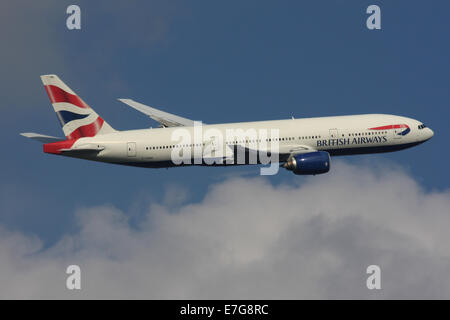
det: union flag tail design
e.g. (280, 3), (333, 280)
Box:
(41, 74), (116, 140)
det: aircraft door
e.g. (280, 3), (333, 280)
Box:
(393, 128), (402, 139)
(127, 142), (136, 157)
(329, 129), (339, 139)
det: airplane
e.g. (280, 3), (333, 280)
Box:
(21, 75), (434, 175)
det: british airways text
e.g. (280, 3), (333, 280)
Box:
(317, 136), (388, 147)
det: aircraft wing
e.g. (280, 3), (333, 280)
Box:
(247, 144), (316, 156)
(233, 143), (316, 162)
(118, 99), (197, 127)
(20, 132), (63, 143)
(278, 144), (316, 155)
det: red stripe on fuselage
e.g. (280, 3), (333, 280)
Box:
(369, 124), (409, 130)
(66, 117), (104, 140)
(44, 85), (90, 109)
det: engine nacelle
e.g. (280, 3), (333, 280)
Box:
(283, 151), (331, 175)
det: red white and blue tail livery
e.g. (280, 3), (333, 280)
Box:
(21, 75), (434, 175)
(41, 75), (115, 140)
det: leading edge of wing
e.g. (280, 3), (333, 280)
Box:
(118, 99), (197, 127)
(233, 143), (316, 160)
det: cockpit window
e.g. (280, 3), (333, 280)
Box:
(418, 124), (427, 130)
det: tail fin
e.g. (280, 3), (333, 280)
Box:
(41, 75), (116, 140)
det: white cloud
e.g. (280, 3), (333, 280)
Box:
(0, 161), (449, 299)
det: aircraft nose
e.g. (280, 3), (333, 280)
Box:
(426, 128), (434, 140)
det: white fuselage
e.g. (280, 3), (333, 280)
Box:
(64, 114), (434, 168)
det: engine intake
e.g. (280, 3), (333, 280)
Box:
(283, 151), (330, 175)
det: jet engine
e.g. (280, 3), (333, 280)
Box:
(282, 151), (330, 175)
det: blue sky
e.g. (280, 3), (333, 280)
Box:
(1, 1), (449, 298)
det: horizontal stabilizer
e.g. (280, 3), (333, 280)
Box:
(20, 132), (63, 143)
(118, 98), (198, 127)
